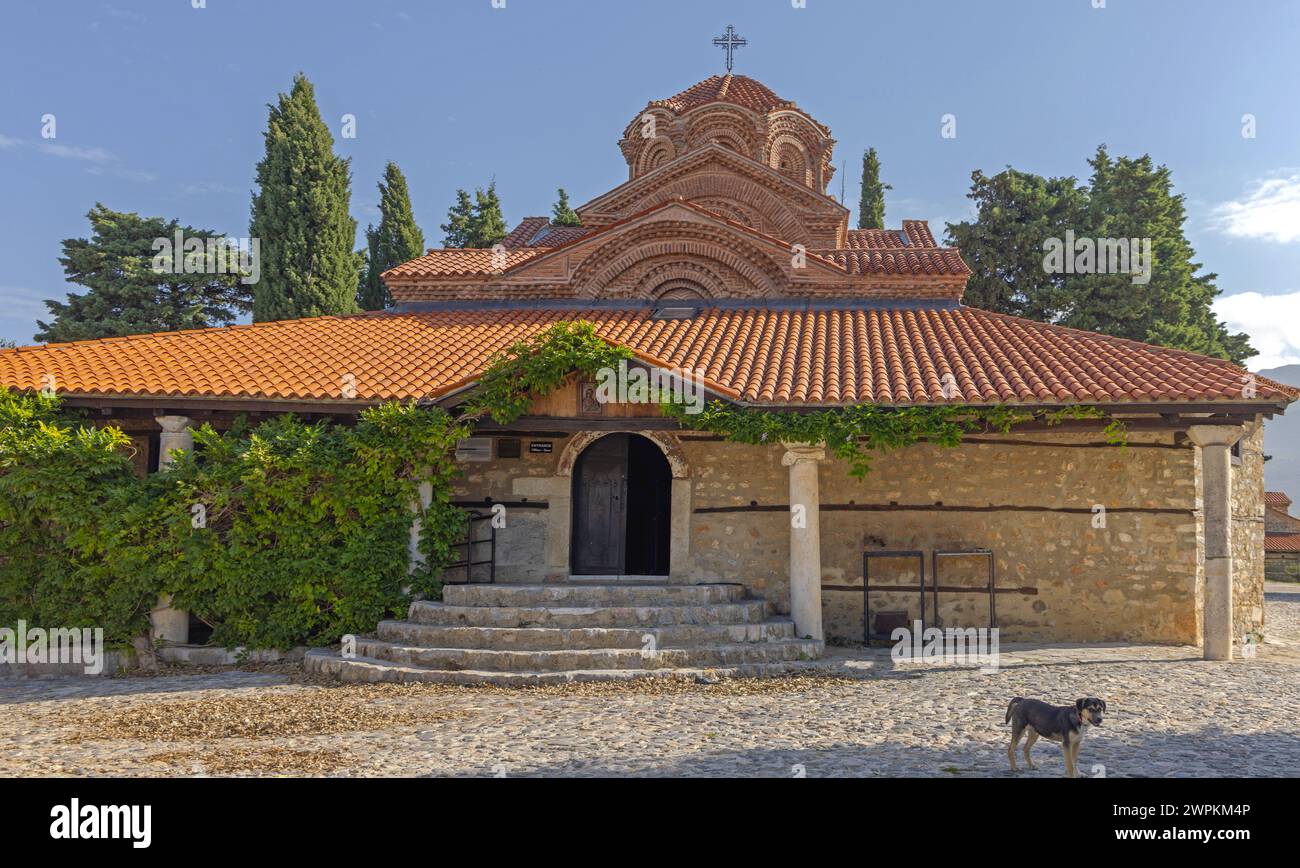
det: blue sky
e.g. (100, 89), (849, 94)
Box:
(1, 0), (1298, 368)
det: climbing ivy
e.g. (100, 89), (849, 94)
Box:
(460, 321), (633, 423)
(664, 401), (1125, 478)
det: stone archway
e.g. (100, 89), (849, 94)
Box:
(557, 430), (689, 479)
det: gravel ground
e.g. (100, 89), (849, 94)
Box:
(3, 585), (1298, 778)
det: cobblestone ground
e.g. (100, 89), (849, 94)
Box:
(3, 584), (1299, 778)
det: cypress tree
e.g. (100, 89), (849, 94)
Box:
(857, 148), (891, 230)
(249, 73), (360, 321)
(551, 188), (581, 226)
(358, 162), (424, 310)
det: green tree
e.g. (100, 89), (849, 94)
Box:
(249, 73), (360, 322)
(857, 147), (891, 229)
(551, 188), (581, 227)
(35, 204), (251, 343)
(358, 162), (425, 310)
(1064, 146), (1253, 363)
(945, 169), (1087, 322)
(441, 182), (507, 248)
(947, 148), (1254, 365)
(440, 189), (475, 248)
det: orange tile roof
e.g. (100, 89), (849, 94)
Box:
(391, 210), (962, 281)
(654, 74), (795, 117)
(1, 306), (1296, 409)
(1265, 491), (1292, 510)
(1265, 534), (1300, 553)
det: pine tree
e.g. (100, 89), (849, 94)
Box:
(1065, 146), (1253, 363)
(551, 188), (581, 227)
(358, 162), (424, 310)
(470, 182), (507, 248)
(440, 190), (475, 247)
(857, 148), (891, 230)
(947, 147), (1254, 365)
(249, 73), (360, 321)
(945, 169), (1087, 322)
(441, 182), (508, 248)
(36, 204), (251, 343)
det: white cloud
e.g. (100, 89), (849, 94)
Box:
(39, 142), (116, 163)
(1214, 290), (1300, 370)
(1211, 173), (1300, 244)
(0, 134), (21, 149)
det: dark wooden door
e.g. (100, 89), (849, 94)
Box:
(571, 434), (628, 574)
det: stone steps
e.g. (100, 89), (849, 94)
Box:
(352, 637), (819, 672)
(303, 582), (822, 685)
(302, 650), (815, 686)
(406, 600), (772, 628)
(441, 583), (747, 608)
(376, 619), (795, 650)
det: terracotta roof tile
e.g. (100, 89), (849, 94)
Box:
(1265, 491), (1292, 510)
(1265, 534), (1300, 553)
(1, 306), (1296, 409)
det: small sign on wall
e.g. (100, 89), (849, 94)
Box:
(529, 441), (554, 454)
(455, 437), (493, 462)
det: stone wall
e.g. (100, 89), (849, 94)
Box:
(441, 424), (1273, 646)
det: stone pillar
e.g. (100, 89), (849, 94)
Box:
(782, 443), (825, 641)
(152, 415), (193, 644)
(1188, 425), (1243, 661)
(156, 414), (194, 469)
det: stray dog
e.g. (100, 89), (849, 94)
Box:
(1005, 697), (1105, 777)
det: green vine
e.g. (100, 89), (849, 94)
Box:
(458, 321), (1126, 480)
(460, 321), (633, 424)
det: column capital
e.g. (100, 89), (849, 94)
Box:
(156, 414), (193, 433)
(781, 442), (825, 466)
(1186, 425), (1243, 448)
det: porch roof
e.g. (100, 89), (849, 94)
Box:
(0, 303), (1295, 410)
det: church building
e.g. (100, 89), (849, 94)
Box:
(1, 67), (1294, 682)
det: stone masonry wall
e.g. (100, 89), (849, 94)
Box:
(442, 425), (1273, 646)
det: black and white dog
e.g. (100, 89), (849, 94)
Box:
(1005, 696), (1106, 777)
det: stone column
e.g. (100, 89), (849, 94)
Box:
(151, 415), (193, 644)
(156, 414), (194, 469)
(782, 443), (825, 640)
(1188, 425), (1243, 661)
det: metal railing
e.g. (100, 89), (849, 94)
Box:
(443, 510), (496, 584)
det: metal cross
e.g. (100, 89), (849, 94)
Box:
(712, 25), (747, 73)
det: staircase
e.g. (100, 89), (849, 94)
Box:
(304, 582), (823, 685)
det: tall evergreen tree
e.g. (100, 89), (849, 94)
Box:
(470, 182), (507, 248)
(946, 147), (1254, 365)
(36, 204), (251, 343)
(857, 147), (891, 230)
(440, 189), (475, 248)
(249, 73), (360, 321)
(440, 182), (507, 248)
(1065, 146), (1252, 363)
(551, 188), (581, 227)
(945, 169), (1088, 322)
(358, 162), (424, 310)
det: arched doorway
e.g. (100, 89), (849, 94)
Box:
(570, 433), (672, 576)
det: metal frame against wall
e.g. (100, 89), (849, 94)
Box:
(930, 549), (996, 629)
(862, 550), (926, 644)
(444, 510), (497, 584)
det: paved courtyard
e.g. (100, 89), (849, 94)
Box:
(3, 583), (1298, 778)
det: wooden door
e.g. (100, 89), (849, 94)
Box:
(571, 434), (628, 574)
